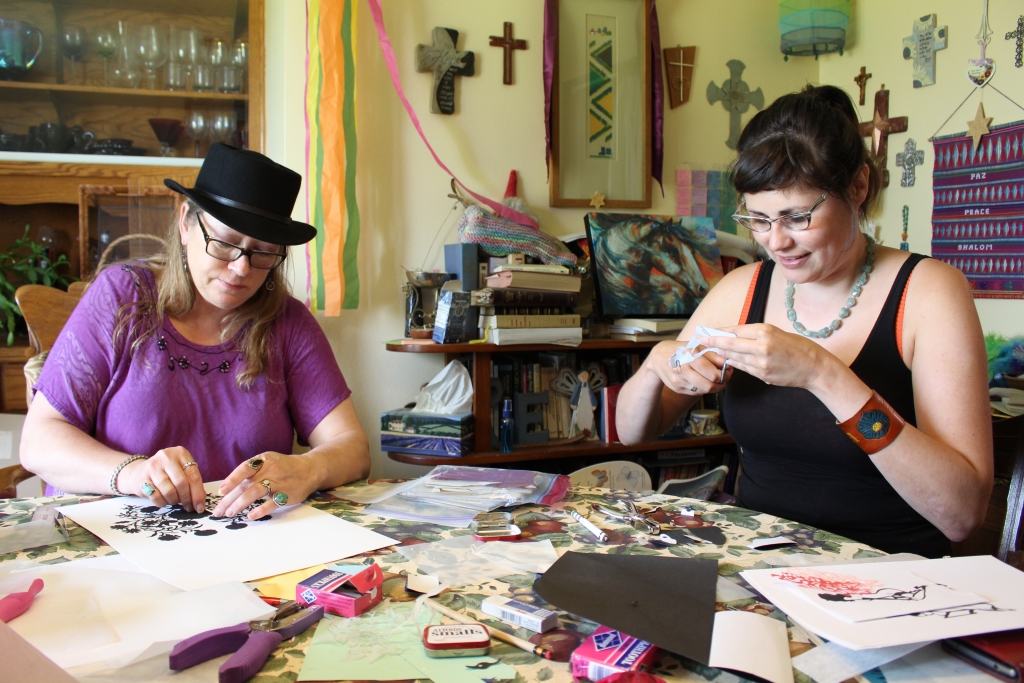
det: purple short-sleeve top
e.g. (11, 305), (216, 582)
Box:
(34, 264), (351, 485)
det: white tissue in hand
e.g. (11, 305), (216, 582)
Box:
(411, 361), (474, 414)
(669, 326), (737, 368)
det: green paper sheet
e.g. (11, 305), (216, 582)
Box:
(297, 602), (517, 683)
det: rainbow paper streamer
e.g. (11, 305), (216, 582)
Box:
(305, 0), (360, 313)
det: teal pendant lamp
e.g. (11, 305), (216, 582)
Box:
(779, 0), (850, 60)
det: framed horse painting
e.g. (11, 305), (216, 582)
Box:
(584, 213), (724, 318)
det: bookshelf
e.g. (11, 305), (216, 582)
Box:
(384, 339), (736, 468)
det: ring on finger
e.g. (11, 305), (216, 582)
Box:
(141, 482), (156, 496)
(182, 461), (197, 470)
(272, 491), (289, 506)
(689, 384), (698, 393)
(247, 457), (264, 473)
(260, 479), (273, 497)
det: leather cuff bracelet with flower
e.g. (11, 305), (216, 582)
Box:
(837, 391), (906, 455)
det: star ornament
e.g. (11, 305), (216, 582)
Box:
(590, 191), (606, 209)
(967, 103), (993, 151)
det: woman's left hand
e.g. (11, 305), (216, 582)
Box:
(212, 452), (317, 520)
(708, 323), (836, 390)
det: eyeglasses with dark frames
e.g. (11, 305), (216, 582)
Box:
(731, 192), (829, 233)
(196, 214), (286, 270)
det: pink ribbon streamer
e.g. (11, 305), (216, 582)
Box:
(366, 0), (540, 230)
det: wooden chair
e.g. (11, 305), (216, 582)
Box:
(997, 414), (1024, 569)
(16, 285), (87, 407)
(0, 464), (34, 498)
(657, 465), (732, 503)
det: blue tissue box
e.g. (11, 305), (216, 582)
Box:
(380, 409), (474, 457)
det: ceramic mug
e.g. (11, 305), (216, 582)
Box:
(0, 19), (44, 81)
(688, 409), (721, 436)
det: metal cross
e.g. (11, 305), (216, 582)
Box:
(854, 66), (872, 105)
(489, 22), (527, 85)
(858, 86), (908, 187)
(902, 14), (948, 88)
(415, 27), (475, 115)
(895, 138), (925, 187)
(706, 60), (764, 149)
(1006, 15), (1024, 68)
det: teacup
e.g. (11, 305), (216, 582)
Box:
(687, 409), (722, 436)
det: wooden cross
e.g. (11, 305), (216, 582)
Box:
(859, 86), (908, 188)
(489, 22), (526, 85)
(854, 66), (872, 105)
(902, 14), (948, 88)
(1006, 15), (1024, 68)
(416, 27), (475, 115)
(706, 60), (764, 150)
(895, 138), (924, 188)
(663, 46), (696, 108)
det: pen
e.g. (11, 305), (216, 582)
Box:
(568, 509), (608, 543)
(423, 598), (555, 660)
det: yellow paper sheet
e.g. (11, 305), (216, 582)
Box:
(251, 565), (326, 599)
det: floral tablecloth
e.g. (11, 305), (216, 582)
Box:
(0, 482), (884, 683)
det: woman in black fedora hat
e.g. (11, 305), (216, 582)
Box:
(22, 144), (370, 520)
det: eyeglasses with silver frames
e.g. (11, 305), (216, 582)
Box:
(731, 192), (829, 233)
(196, 214), (285, 270)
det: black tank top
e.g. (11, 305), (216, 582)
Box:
(724, 253), (951, 558)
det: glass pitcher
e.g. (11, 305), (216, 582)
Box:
(0, 19), (44, 80)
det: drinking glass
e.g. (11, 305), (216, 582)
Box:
(134, 24), (168, 89)
(231, 39), (247, 93)
(207, 38), (229, 67)
(58, 25), (88, 85)
(92, 25), (118, 86)
(193, 63), (214, 92)
(110, 20), (140, 88)
(165, 61), (187, 90)
(216, 65), (241, 93)
(184, 110), (208, 158)
(170, 26), (203, 87)
(208, 110), (236, 144)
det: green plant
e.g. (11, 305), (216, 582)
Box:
(0, 225), (75, 345)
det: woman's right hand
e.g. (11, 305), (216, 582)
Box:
(122, 447), (206, 512)
(643, 340), (732, 397)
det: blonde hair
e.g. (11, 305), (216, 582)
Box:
(112, 199), (290, 388)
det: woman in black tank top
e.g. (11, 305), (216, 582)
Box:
(616, 86), (993, 558)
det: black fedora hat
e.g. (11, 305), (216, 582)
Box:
(164, 143), (316, 246)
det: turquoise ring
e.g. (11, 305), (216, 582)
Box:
(273, 491), (289, 506)
(141, 482), (156, 496)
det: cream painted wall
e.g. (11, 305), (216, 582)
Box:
(819, 0), (1024, 336)
(265, 0), (1020, 478)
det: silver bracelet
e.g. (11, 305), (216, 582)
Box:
(110, 454), (147, 496)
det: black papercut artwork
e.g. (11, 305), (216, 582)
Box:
(111, 493), (271, 541)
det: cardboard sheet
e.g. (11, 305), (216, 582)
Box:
(533, 552), (718, 664)
(0, 620), (78, 683)
(59, 481), (395, 590)
(709, 611), (794, 683)
(742, 556), (1024, 650)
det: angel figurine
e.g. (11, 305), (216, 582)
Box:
(568, 370), (598, 437)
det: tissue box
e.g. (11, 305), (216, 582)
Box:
(296, 563), (384, 618)
(380, 409), (474, 457)
(570, 626), (660, 681)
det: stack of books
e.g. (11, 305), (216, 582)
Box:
(474, 262), (583, 346)
(609, 318), (687, 342)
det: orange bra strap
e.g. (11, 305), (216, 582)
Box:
(738, 262), (763, 325)
(895, 271), (914, 360)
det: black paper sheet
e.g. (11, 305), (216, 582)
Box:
(533, 552), (718, 664)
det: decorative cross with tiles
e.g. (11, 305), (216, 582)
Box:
(489, 22), (527, 85)
(859, 86), (908, 188)
(902, 14), (948, 88)
(1007, 15), (1024, 68)
(854, 66), (872, 106)
(416, 27), (475, 114)
(706, 60), (764, 150)
(895, 138), (925, 187)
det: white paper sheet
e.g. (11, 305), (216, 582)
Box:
(880, 643), (997, 683)
(742, 556), (1024, 650)
(2, 559), (273, 670)
(59, 481), (395, 590)
(397, 536), (558, 587)
(775, 568), (984, 622)
(670, 326), (737, 368)
(330, 479), (419, 504)
(709, 611), (794, 683)
(792, 640), (932, 683)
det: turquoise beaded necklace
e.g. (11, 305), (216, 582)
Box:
(784, 233), (876, 339)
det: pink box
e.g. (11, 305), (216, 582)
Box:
(676, 169), (691, 187)
(676, 187), (691, 204)
(676, 202), (692, 216)
(571, 626), (660, 681)
(296, 563), (384, 618)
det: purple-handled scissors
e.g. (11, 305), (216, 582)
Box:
(169, 600), (324, 683)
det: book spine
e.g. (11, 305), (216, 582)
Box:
(481, 289), (579, 307)
(479, 314), (581, 328)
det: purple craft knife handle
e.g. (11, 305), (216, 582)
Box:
(219, 630), (283, 683)
(169, 622), (251, 671)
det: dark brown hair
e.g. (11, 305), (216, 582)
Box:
(731, 84), (881, 221)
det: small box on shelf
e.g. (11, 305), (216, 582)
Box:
(380, 408), (474, 457)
